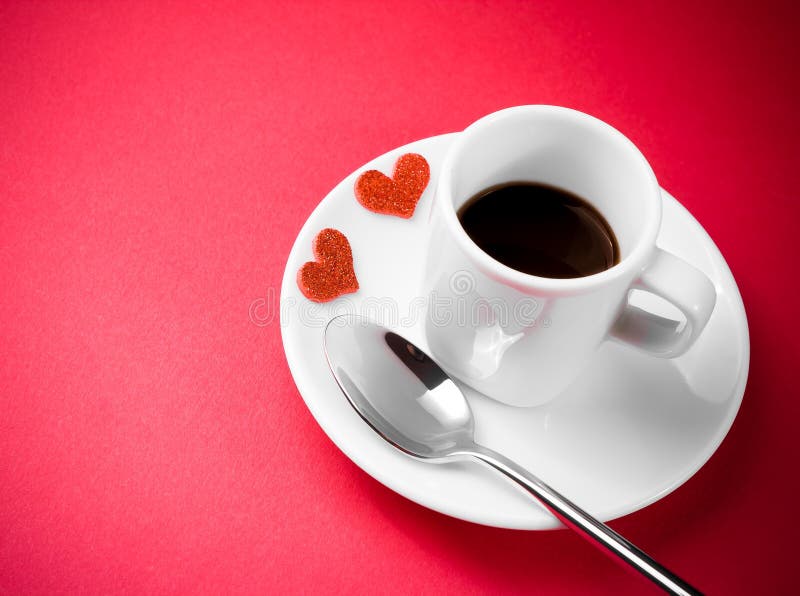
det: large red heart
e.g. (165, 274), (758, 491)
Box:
(354, 153), (430, 218)
(297, 228), (359, 302)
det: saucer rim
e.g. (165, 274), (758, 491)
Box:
(279, 133), (750, 530)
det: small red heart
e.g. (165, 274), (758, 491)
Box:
(297, 228), (359, 302)
(354, 153), (430, 218)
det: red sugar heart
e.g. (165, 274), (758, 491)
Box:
(297, 228), (359, 302)
(354, 153), (430, 218)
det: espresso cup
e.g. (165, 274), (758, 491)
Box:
(424, 105), (717, 407)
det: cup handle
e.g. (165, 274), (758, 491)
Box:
(610, 247), (717, 357)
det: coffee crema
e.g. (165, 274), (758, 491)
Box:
(457, 182), (619, 279)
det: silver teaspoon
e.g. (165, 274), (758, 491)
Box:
(323, 314), (701, 596)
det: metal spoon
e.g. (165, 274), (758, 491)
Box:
(323, 314), (701, 596)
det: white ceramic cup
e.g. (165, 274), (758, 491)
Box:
(424, 105), (717, 407)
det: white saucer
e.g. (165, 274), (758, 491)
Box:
(280, 134), (749, 530)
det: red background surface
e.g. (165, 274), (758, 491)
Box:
(1, 1), (798, 593)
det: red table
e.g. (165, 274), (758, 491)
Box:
(1, 1), (797, 593)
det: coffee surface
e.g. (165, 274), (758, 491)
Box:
(457, 182), (619, 278)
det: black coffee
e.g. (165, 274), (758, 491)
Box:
(457, 182), (619, 279)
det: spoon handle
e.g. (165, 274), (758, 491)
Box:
(467, 445), (702, 596)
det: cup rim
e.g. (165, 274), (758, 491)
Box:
(437, 105), (663, 293)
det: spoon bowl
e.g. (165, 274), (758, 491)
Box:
(323, 317), (473, 459)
